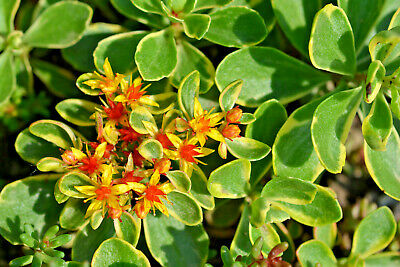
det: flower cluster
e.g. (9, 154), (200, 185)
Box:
(60, 59), (245, 222)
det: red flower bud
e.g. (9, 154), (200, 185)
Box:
(154, 158), (171, 174)
(222, 124), (241, 140)
(61, 150), (77, 165)
(226, 107), (242, 123)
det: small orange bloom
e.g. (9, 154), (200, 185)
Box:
(221, 124), (241, 140)
(226, 107), (243, 123)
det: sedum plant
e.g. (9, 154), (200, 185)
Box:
(0, 0), (93, 133)
(2, 0), (400, 266)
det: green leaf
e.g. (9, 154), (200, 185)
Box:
(91, 210), (104, 230)
(31, 59), (80, 98)
(62, 23), (124, 72)
(271, 0), (320, 57)
(246, 99), (287, 185)
(339, 0), (385, 52)
(225, 137), (271, 161)
(29, 120), (76, 150)
(76, 73), (102, 96)
(369, 27), (400, 62)
(58, 172), (96, 198)
(15, 129), (61, 164)
(273, 96), (329, 182)
(194, 0), (232, 11)
(56, 99), (99, 127)
(13, 53), (33, 94)
(92, 238), (150, 266)
(219, 79), (242, 112)
(364, 252), (400, 267)
(164, 191), (203, 226)
(138, 139), (163, 161)
(313, 223), (337, 249)
(9, 255), (33, 267)
(265, 205), (290, 224)
(391, 87), (400, 119)
(54, 179), (69, 204)
(135, 28), (177, 81)
(208, 159), (251, 198)
(129, 105), (156, 134)
(94, 31), (147, 75)
(249, 223), (281, 255)
(250, 197), (269, 227)
(0, 0), (20, 35)
(351, 207), (396, 258)
(166, 171), (191, 193)
(189, 165), (215, 210)
(297, 240), (337, 267)
(205, 6), (267, 47)
(230, 204), (252, 258)
(365, 127), (400, 200)
(23, 1), (92, 48)
(37, 157), (67, 173)
(206, 199), (243, 228)
(131, 0), (164, 14)
(146, 92), (176, 115)
(364, 60), (386, 103)
(172, 41), (215, 94)
(309, 4), (356, 75)
(72, 219), (116, 262)
(272, 186), (342, 227)
(178, 70), (200, 119)
(144, 214), (209, 267)
(0, 174), (61, 245)
(362, 92), (392, 151)
(183, 14), (211, 40)
(111, 0), (167, 29)
(114, 212), (141, 246)
(0, 51), (15, 104)
(261, 177), (317, 205)
(216, 47), (329, 107)
(239, 113), (256, 124)
(311, 87), (362, 173)
(60, 199), (87, 230)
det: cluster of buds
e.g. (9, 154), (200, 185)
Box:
(59, 59), (247, 223)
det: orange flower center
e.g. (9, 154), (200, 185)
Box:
(190, 116), (211, 134)
(79, 156), (101, 174)
(144, 185), (166, 203)
(119, 127), (142, 143)
(103, 101), (126, 121)
(179, 144), (202, 163)
(95, 186), (112, 200)
(127, 84), (145, 101)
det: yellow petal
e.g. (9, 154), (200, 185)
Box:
(154, 202), (169, 216)
(133, 76), (142, 87)
(111, 184), (131, 195)
(75, 185), (96, 196)
(163, 149), (178, 160)
(209, 112), (224, 125)
(166, 133), (182, 148)
(114, 95), (127, 103)
(85, 200), (102, 218)
(149, 170), (160, 186)
(102, 164), (114, 186)
(193, 98), (203, 118)
(103, 58), (114, 79)
(139, 96), (159, 107)
(71, 147), (86, 160)
(159, 182), (175, 194)
(107, 196), (120, 210)
(207, 128), (225, 142)
(197, 134), (206, 147)
(128, 182), (146, 193)
(94, 142), (108, 159)
(199, 147), (214, 157)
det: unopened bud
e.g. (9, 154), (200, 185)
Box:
(154, 158), (171, 174)
(61, 150), (77, 165)
(222, 124), (241, 140)
(226, 107), (243, 123)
